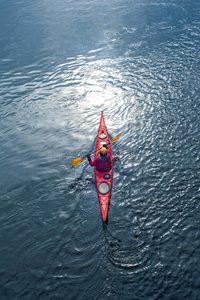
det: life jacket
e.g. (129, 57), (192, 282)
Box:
(96, 153), (111, 172)
(98, 153), (108, 164)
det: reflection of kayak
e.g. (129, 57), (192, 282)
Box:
(94, 111), (113, 222)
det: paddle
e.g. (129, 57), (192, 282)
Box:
(71, 136), (120, 167)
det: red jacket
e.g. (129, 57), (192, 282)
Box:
(89, 151), (111, 170)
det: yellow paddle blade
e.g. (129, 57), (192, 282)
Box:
(71, 157), (84, 167)
(110, 136), (120, 144)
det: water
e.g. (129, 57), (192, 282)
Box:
(0, 0), (200, 299)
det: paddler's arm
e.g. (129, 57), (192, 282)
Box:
(107, 153), (111, 164)
(106, 149), (111, 164)
(86, 154), (99, 167)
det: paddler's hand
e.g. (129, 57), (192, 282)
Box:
(86, 154), (91, 161)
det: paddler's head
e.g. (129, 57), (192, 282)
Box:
(100, 147), (107, 157)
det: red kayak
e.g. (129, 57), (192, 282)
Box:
(94, 112), (113, 222)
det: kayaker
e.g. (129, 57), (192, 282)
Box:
(86, 145), (111, 172)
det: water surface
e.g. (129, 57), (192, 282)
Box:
(0, 0), (200, 299)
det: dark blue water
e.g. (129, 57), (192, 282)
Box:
(0, 0), (200, 299)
